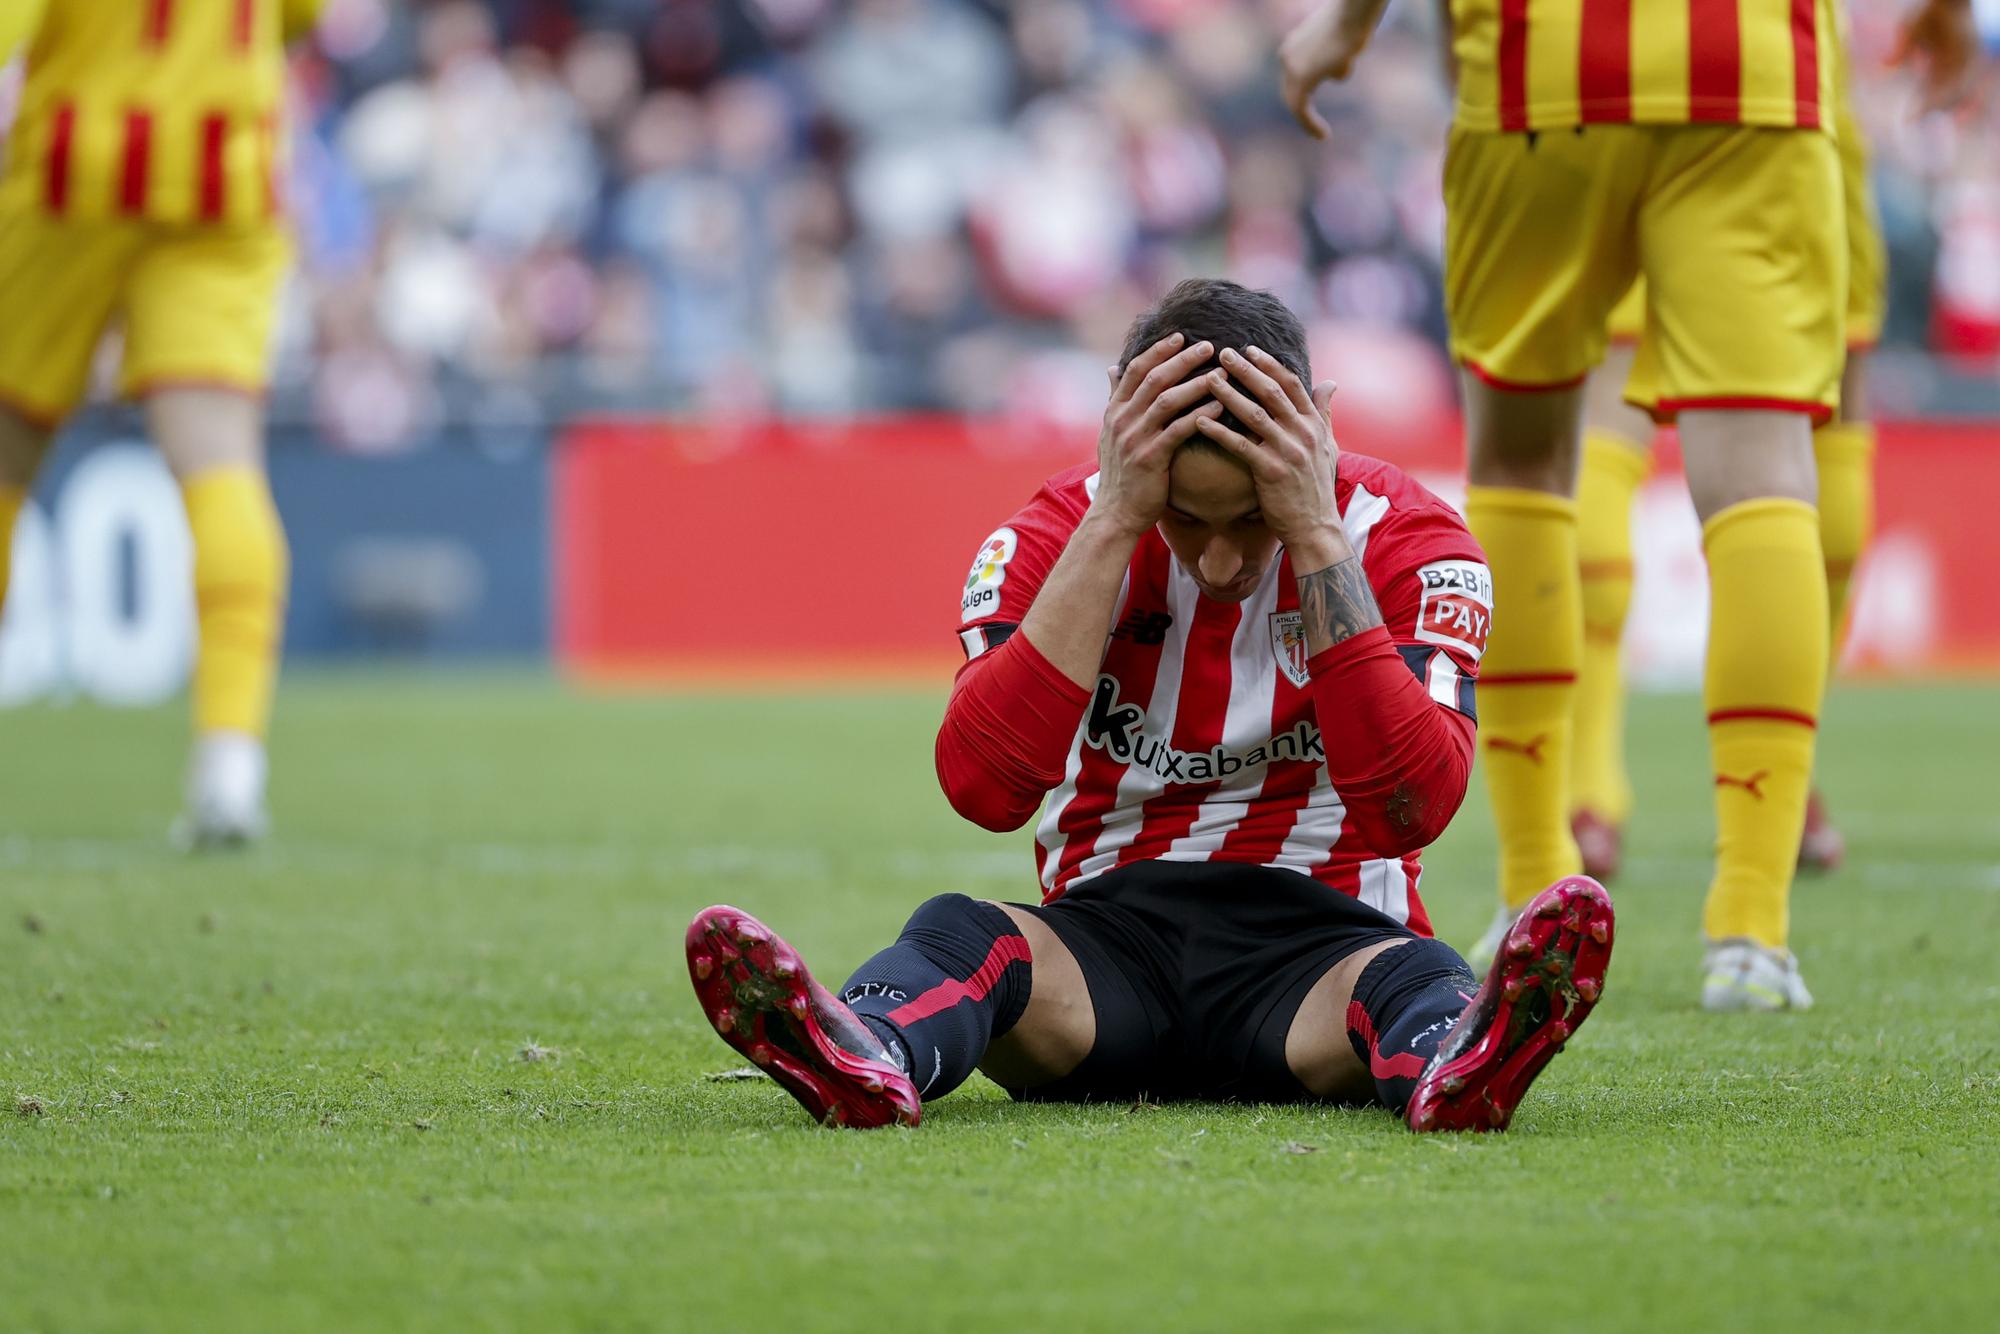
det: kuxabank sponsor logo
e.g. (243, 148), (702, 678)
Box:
(1084, 675), (1322, 783)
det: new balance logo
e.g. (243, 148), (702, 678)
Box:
(1112, 610), (1173, 645)
(1715, 770), (1770, 800)
(1487, 734), (1547, 766)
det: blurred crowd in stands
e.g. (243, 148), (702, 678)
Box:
(11, 0), (2000, 448)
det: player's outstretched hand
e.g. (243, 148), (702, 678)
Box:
(1094, 333), (1223, 539)
(1279, 0), (1390, 138)
(1193, 347), (1345, 566)
(1894, 0), (1983, 114)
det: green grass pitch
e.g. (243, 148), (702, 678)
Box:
(3, 675), (1996, 1331)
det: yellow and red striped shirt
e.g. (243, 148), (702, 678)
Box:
(1448, 0), (1840, 133)
(1, 0), (322, 226)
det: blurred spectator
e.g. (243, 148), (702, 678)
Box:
(5, 0), (1994, 450)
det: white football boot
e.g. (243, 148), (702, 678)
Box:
(1464, 903), (1517, 974)
(171, 731), (270, 851)
(1701, 939), (1814, 1012)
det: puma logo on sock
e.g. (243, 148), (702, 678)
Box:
(1715, 770), (1770, 800)
(1487, 734), (1547, 765)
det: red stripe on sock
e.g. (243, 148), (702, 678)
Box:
(1346, 1000), (1428, 1080)
(1707, 707), (1817, 729)
(884, 935), (1031, 1026)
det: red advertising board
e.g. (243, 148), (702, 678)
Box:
(553, 415), (2000, 684)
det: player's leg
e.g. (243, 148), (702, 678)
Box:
(1443, 126), (1643, 960)
(685, 888), (1163, 1127)
(0, 209), (130, 607)
(1799, 348), (1873, 872)
(1279, 876), (1615, 1132)
(1800, 96), (1889, 873)
(1570, 308), (1656, 883)
(0, 408), (53, 615)
(123, 227), (293, 847)
(1642, 126), (1845, 1010)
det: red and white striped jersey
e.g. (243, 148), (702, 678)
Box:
(956, 454), (1489, 934)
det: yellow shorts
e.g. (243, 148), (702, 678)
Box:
(1608, 92), (1883, 355)
(1444, 122), (1845, 421)
(0, 206), (290, 427)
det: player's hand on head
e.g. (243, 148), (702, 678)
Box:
(1094, 332), (1222, 539)
(1893, 0), (1984, 115)
(1278, 0), (1388, 138)
(1193, 347), (1342, 552)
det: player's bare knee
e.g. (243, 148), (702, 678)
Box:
(145, 387), (266, 480)
(0, 406), (54, 488)
(977, 903), (1093, 1088)
(1284, 938), (1412, 1100)
(1461, 376), (1585, 494)
(1678, 409), (1818, 520)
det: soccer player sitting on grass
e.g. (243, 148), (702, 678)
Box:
(687, 280), (1615, 1132)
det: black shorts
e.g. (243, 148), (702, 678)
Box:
(1006, 859), (1422, 1104)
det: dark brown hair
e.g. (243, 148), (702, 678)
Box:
(1116, 278), (1313, 458)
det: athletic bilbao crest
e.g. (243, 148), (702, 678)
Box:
(1269, 610), (1310, 688)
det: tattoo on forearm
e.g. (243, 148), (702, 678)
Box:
(1297, 556), (1384, 651)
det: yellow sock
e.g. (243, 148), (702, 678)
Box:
(182, 467), (289, 738)
(1572, 432), (1650, 828)
(1465, 486), (1583, 909)
(1701, 499), (1828, 949)
(1814, 421), (1875, 644)
(0, 483), (23, 616)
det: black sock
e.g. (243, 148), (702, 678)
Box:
(840, 894), (1032, 1101)
(1345, 937), (1480, 1113)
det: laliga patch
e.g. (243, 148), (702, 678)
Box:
(1414, 559), (1493, 659)
(960, 527), (1017, 622)
(1268, 610), (1310, 689)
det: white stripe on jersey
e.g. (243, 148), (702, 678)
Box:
(1269, 488), (1392, 878)
(1426, 651), (1461, 709)
(1356, 856), (1412, 924)
(1341, 482), (1390, 557)
(1164, 565), (1280, 861)
(1068, 557), (1201, 885)
(1036, 564), (1130, 890)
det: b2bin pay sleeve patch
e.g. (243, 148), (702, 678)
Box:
(1413, 558), (1493, 660)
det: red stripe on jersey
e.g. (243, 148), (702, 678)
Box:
(1578, 0), (1633, 122)
(235, 0), (258, 48)
(145, 0), (175, 47)
(120, 111), (155, 215)
(1687, 0), (1741, 123)
(1046, 543), (1172, 891)
(885, 935), (1032, 1026)
(199, 114), (230, 221)
(1215, 554), (1316, 867)
(1498, 0), (1530, 131)
(263, 112), (283, 216)
(1790, 0), (1820, 129)
(44, 101), (76, 214)
(1115, 593), (1242, 866)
